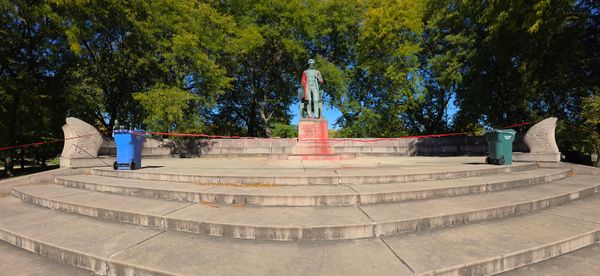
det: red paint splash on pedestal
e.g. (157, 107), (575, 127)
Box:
(294, 119), (354, 160)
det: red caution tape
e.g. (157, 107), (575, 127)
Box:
(501, 121), (533, 129)
(138, 131), (467, 143)
(0, 134), (95, 152)
(0, 120), (536, 152)
(139, 131), (253, 139)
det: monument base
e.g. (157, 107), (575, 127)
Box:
(292, 119), (353, 160)
(60, 156), (114, 168)
(298, 118), (328, 141)
(513, 152), (561, 163)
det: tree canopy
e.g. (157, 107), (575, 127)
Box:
(1, 0), (599, 166)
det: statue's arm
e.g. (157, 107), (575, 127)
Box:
(317, 70), (324, 84)
(301, 71), (308, 99)
(301, 71), (307, 87)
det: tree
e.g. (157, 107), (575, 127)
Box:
(57, 0), (242, 133)
(56, 0), (157, 132)
(271, 123), (297, 138)
(423, 0), (599, 164)
(403, 0), (471, 134)
(133, 85), (200, 133)
(581, 95), (600, 167)
(2, 0), (598, 166)
(334, 0), (425, 137)
(0, 0), (69, 174)
(210, 0), (309, 137)
(424, 0), (599, 131)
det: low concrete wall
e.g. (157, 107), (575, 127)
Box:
(90, 134), (529, 159)
(414, 133), (528, 156)
(98, 137), (173, 157)
(138, 135), (529, 157)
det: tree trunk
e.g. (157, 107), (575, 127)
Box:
(258, 91), (272, 137)
(258, 108), (272, 138)
(20, 149), (25, 169)
(40, 148), (46, 168)
(248, 101), (258, 137)
(596, 147), (600, 168)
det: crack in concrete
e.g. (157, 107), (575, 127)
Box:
(345, 185), (361, 204)
(379, 236), (417, 276)
(107, 230), (166, 261)
(356, 205), (374, 222)
(355, 204), (377, 238)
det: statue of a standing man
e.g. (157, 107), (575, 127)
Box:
(300, 58), (324, 119)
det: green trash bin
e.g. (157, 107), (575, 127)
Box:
(485, 129), (516, 165)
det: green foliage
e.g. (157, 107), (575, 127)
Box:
(210, 0), (311, 137)
(424, 0), (598, 129)
(0, 0), (68, 169)
(582, 95), (600, 126)
(271, 123), (297, 138)
(1, 0), (598, 167)
(581, 95), (600, 166)
(52, 0), (244, 132)
(312, 0), (425, 137)
(133, 85), (200, 133)
(419, 0), (599, 162)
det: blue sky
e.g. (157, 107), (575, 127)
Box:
(289, 103), (342, 129)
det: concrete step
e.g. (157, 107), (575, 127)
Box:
(0, 197), (164, 275)
(13, 175), (600, 241)
(4, 194), (600, 275)
(0, 197), (411, 276)
(354, 168), (570, 204)
(54, 168), (570, 206)
(0, 240), (92, 275)
(381, 195), (600, 275)
(268, 153), (357, 160)
(499, 242), (600, 276)
(199, 152), (412, 158)
(90, 162), (538, 185)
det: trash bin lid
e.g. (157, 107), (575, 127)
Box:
(496, 129), (516, 135)
(113, 129), (146, 135)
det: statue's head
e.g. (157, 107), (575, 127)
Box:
(308, 59), (316, 68)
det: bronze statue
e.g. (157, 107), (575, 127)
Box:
(300, 59), (324, 119)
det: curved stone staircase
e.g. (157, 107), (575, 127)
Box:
(1, 157), (600, 275)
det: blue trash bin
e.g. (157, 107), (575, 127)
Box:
(113, 129), (145, 170)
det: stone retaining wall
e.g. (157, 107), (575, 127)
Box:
(111, 135), (527, 158)
(144, 134), (528, 157)
(415, 133), (528, 156)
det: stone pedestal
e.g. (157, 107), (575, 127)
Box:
(298, 119), (329, 141)
(277, 119), (355, 160)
